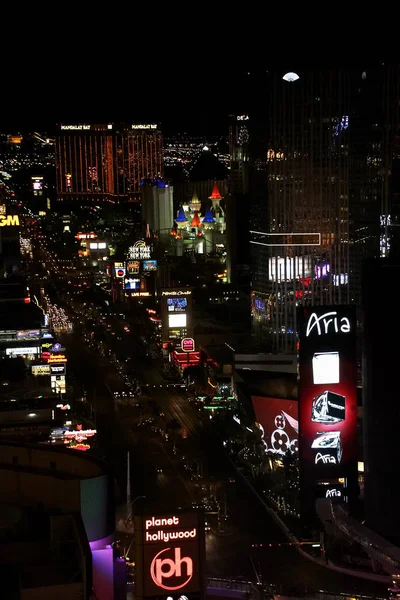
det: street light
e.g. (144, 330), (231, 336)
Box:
(126, 495), (146, 527)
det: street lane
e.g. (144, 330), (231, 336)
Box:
(59, 314), (387, 597)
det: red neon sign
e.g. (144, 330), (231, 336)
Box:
(182, 337), (195, 352)
(150, 547), (193, 591)
(140, 512), (203, 597)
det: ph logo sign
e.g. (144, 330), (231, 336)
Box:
(150, 547), (193, 591)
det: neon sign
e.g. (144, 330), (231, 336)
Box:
(326, 488), (341, 498)
(60, 124), (90, 130)
(306, 311), (350, 337)
(137, 511), (203, 599)
(315, 453), (337, 464)
(182, 338), (195, 352)
(162, 290), (191, 296)
(128, 240), (151, 260)
(0, 215), (19, 227)
(132, 124), (157, 130)
(150, 547), (193, 591)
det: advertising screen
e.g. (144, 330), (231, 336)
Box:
(31, 176), (43, 192)
(127, 261), (140, 274)
(135, 511), (204, 599)
(298, 305), (357, 511)
(168, 314), (187, 328)
(50, 363), (66, 375)
(6, 347), (39, 356)
(115, 267), (126, 278)
(142, 260), (158, 272)
(32, 364), (51, 376)
(254, 298), (265, 311)
(251, 397), (298, 455)
(182, 337), (195, 352)
(167, 297), (187, 312)
(17, 329), (40, 339)
(125, 278), (140, 290)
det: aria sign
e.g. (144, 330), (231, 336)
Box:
(306, 311), (351, 337)
(326, 488), (342, 498)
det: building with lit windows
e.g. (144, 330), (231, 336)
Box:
(249, 70), (351, 352)
(0, 442), (119, 599)
(56, 123), (163, 203)
(245, 65), (400, 352)
(141, 178), (174, 243)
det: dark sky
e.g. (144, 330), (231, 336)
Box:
(0, 34), (386, 136)
(1, 54), (250, 135)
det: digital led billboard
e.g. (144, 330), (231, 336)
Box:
(135, 511), (205, 600)
(168, 313), (187, 328)
(125, 278), (140, 290)
(298, 305), (357, 514)
(167, 297), (187, 312)
(127, 260), (140, 274)
(142, 260), (157, 272)
(251, 397), (298, 456)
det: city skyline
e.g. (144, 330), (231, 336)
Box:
(1, 56), (399, 598)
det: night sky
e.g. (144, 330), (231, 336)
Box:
(0, 37), (385, 136)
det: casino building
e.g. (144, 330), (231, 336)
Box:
(0, 442), (121, 599)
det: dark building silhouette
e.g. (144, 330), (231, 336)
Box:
(362, 258), (400, 544)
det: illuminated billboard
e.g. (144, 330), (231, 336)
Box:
(167, 297), (187, 312)
(251, 397), (298, 455)
(134, 511), (205, 599)
(50, 363), (66, 375)
(128, 240), (151, 260)
(298, 305), (357, 514)
(168, 314), (187, 328)
(142, 260), (157, 271)
(182, 338), (195, 352)
(6, 347), (39, 356)
(32, 364), (51, 376)
(31, 176), (43, 193)
(0, 215), (20, 227)
(16, 329), (40, 339)
(115, 266), (126, 278)
(127, 260), (140, 274)
(125, 278), (140, 290)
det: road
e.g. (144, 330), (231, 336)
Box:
(60, 329), (387, 597)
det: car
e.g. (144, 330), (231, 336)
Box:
(155, 465), (163, 473)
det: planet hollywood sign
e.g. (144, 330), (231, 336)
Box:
(145, 515), (197, 543)
(146, 516), (197, 592)
(137, 512), (203, 598)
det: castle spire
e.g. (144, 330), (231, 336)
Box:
(209, 182), (222, 200)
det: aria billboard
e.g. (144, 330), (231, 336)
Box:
(251, 397), (298, 456)
(135, 511), (205, 600)
(298, 305), (358, 516)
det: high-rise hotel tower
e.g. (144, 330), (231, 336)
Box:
(250, 70), (351, 352)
